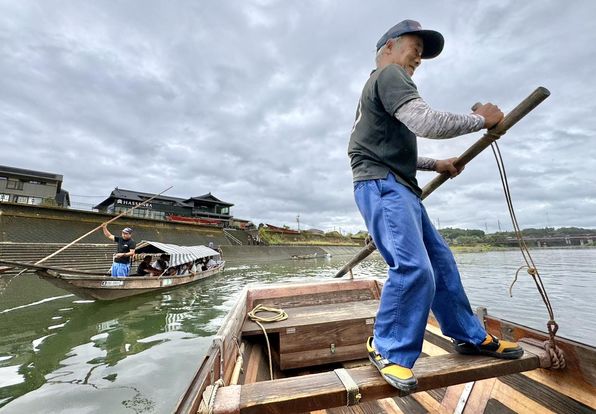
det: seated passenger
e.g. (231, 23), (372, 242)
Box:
(137, 256), (160, 276)
(195, 259), (203, 272)
(165, 267), (177, 276)
(201, 258), (208, 271)
(177, 262), (193, 275)
(206, 257), (216, 268)
(151, 254), (169, 272)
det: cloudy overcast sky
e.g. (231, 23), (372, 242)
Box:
(1, 0), (594, 233)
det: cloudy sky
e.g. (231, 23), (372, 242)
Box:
(1, 0), (594, 233)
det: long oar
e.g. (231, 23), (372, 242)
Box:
(13, 186), (173, 274)
(334, 86), (550, 278)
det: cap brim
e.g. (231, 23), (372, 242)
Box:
(416, 30), (444, 59)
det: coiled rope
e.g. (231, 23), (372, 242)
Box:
(247, 303), (288, 380)
(491, 140), (565, 369)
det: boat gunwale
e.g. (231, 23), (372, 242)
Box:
(45, 262), (225, 280)
(173, 284), (249, 414)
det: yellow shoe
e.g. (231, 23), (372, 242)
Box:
(454, 334), (524, 359)
(366, 337), (417, 392)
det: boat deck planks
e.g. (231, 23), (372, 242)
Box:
(236, 350), (541, 414)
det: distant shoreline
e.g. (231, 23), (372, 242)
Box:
(451, 244), (596, 253)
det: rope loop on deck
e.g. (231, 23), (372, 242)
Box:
(248, 304), (288, 380)
(247, 304), (288, 323)
(543, 339), (566, 370)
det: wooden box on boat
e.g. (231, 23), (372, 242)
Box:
(174, 279), (596, 414)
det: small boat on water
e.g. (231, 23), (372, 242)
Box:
(174, 278), (595, 414)
(290, 252), (331, 260)
(0, 241), (225, 301)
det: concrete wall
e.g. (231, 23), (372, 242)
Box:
(0, 204), (370, 265)
(0, 203), (229, 246)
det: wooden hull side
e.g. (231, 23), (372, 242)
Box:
(37, 263), (225, 301)
(424, 312), (596, 410)
(412, 322), (596, 414)
(173, 286), (248, 414)
(482, 314), (595, 409)
(174, 279), (596, 414)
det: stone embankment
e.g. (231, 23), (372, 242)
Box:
(0, 243), (114, 273)
(0, 243), (366, 273)
(0, 203), (229, 245)
(0, 204), (368, 273)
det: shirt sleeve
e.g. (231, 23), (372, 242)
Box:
(114, 236), (121, 243)
(129, 240), (137, 250)
(395, 97), (485, 138)
(376, 64), (420, 116)
(417, 156), (436, 171)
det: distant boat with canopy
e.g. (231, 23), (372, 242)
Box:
(0, 241), (225, 301)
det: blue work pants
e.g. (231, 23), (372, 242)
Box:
(111, 262), (130, 277)
(354, 173), (486, 368)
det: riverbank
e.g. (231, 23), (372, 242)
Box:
(220, 245), (367, 262)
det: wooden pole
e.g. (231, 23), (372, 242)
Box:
(230, 342), (246, 385)
(334, 87), (550, 278)
(32, 186), (173, 266)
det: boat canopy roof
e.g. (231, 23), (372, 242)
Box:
(135, 241), (220, 267)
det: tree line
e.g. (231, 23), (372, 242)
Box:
(438, 227), (596, 246)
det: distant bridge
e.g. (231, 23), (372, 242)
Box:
(502, 234), (595, 247)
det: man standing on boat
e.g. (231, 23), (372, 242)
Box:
(101, 224), (136, 277)
(348, 20), (523, 392)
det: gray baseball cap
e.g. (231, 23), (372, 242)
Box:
(376, 20), (444, 59)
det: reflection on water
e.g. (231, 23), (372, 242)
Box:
(0, 248), (594, 413)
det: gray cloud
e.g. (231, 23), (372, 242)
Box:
(1, 0), (595, 232)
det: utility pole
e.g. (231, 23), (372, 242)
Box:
(497, 219), (502, 232)
(296, 214), (300, 232)
(437, 217), (441, 229)
(485, 221), (488, 232)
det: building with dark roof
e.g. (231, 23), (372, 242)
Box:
(0, 165), (70, 207)
(93, 188), (234, 225)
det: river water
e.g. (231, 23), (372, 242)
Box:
(0, 248), (594, 413)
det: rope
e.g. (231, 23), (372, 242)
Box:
(247, 304), (288, 380)
(0, 270), (26, 298)
(544, 339), (566, 369)
(203, 378), (224, 414)
(491, 141), (565, 368)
